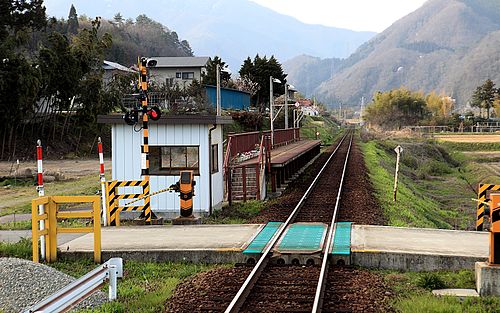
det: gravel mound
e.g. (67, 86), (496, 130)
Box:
(0, 257), (108, 313)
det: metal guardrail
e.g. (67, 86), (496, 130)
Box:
(24, 258), (123, 313)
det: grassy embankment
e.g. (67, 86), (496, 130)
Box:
(300, 115), (339, 146)
(382, 269), (500, 312)
(360, 133), (500, 229)
(362, 133), (500, 311)
(0, 239), (222, 313)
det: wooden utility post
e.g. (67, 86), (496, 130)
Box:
(393, 145), (403, 202)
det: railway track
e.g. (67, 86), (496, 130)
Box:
(225, 130), (354, 313)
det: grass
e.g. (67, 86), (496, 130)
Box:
(361, 140), (458, 228)
(0, 239), (221, 313)
(0, 172), (103, 218)
(0, 178), (34, 187)
(0, 220), (32, 230)
(64, 260), (221, 313)
(300, 115), (339, 145)
(204, 200), (264, 224)
(0, 237), (32, 259)
(359, 134), (495, 229)
(0, 218), (90, 230)
(381, 270), (500, 312)
(439, 141), (500, 152)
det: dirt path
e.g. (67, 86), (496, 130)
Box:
(0, 158), (111, 179)
(0, 159), (111, 215)
(434, 134), (500, 142)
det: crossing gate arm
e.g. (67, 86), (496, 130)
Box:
(24, 258), (123, 313)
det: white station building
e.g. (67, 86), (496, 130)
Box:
(98, 114), (233, 218)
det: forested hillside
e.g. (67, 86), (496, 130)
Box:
(95, 14), (193, 66)
(42, 0), (376, 72)
(312, 0), (500, 108)
(0, 2), (193, 160)
(283, 55), (343, 97)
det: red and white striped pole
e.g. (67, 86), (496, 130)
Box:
(36, 139), (46, 260)
(98, 137), (107, 226)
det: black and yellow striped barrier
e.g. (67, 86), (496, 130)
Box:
(490, 194), (500, 264)
(106, 180), (148, 226)
(477, 184), (500, 231)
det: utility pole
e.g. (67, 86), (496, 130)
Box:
(284, 83), (288, 129)
(269, 76), (281, 146)
(360, 96), (365, 125)
(216, 63), (221, 116)
(270, 76), (274, 146)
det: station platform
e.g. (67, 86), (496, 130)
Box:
(57, 224), (490, 271)
(237, 139), (321, 193)
(238, 139), (321, 168)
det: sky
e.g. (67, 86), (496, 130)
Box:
(249, 0), (428, 32)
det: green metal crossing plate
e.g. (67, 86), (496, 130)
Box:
(243, 222), (283, 254)
(331, 222), (352, 255)
(275, 223), (327, 254)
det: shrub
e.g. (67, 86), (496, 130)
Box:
(401, 154), (419, 169)
(416, 272), (446, 290)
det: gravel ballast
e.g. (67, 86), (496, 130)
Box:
(0, 257), (107, 313)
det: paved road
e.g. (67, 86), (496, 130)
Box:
(0, 214), (31, 223)
(0, 230), (83, 244)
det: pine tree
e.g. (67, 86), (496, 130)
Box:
(113, 13), (123, 25)
(67, 4), (79, 35)
(202, 56), (231, 86)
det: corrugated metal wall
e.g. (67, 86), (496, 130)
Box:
(112, 123), (224, 215)
(205, 86), (250, 110)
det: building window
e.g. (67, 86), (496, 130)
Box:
(182, 72), (194, 79)
(176, 72), (182, 78)
(211, 144), (218, 173)
(150, 146), (199, 175)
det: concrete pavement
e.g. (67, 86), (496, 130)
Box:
(351, 225), (489, 271)
(2, 224), (491, 271)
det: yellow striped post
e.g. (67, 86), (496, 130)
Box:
(477, 184), (500, 231)
(138, 57), (152, 224)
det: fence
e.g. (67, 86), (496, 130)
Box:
(32, 195), (101, 263)
(225, 128), (300, 166)
(271, 128), (300, 147)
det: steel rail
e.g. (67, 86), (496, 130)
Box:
(311, 131), (353, 313)
(224, 130), (351, 313)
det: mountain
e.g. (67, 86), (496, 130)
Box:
(97, 16), (193, 66)
(283, 55), (343, 97)
(43, 0), (375, 72)
(314, 0), (500, 108)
